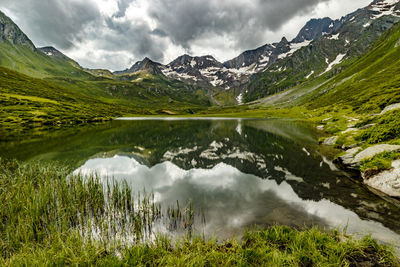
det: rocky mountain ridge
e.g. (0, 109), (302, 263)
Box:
(114, 0), (400, 101)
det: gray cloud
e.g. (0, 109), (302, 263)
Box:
(103, 17), (166, 62)
(0, 0), (370, 70)
(148, 0), (330, 50)
(114, 0), (134, 18)
(0, 0), (100, 49)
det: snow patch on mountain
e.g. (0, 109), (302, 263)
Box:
(278, 40), (311, 59)
(328, 33), (340, 40)
(369, 0), (400, 20)
(306, 71), (314, 79)
(323, 54), (346, 74)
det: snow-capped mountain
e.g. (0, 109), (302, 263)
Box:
(114, 0), (400, 102)
(116, 22), (334, 90)
(244, 0), (400, 101)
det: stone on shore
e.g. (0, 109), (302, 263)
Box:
(364, 160), (400, 197)
(323, 136), (338, 146)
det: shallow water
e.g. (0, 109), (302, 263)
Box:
(2, 118), (400, 247)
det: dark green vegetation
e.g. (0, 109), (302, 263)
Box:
(0, 158), (398, 266)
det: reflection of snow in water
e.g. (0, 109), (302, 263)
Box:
(74, 155), (400, 247)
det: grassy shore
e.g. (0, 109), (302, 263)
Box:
(0, 158), (398, 266)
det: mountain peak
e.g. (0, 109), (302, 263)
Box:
(280, 37), (289, 44)
(0, 10), (35, 50)
(292, 17), (341, 43)
(114, 57), (163, 75)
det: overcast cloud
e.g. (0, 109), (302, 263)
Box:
(0, 0), (371, 70)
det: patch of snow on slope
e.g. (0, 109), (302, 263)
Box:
(228, 63), (257, 76)
(328, 33), (340, 40)
(306, 71), (314, 79)
(363, 22), (371, 27)
(323, 54), (346, 74)
(370, 0), (400, 20)
(278, 40), (311, 59)
(236, 93), (243, 105)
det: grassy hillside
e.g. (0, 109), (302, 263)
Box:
(0, 67), (136, 129)
(0, 42), (90, 79)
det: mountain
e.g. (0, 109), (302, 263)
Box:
(292, 17), (342, 43)
(113, 0), (400, 102)
(244, 0), (400, 102)
(114, 57), (164, 75)
(253, 14), (400, 118)
(0, 10), (34, 49)
(38, 46), (80, 66)
(0, 11), (91, 79)
(0, 9), (212, 126)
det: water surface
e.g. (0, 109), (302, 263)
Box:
(2, 118), (400, 247)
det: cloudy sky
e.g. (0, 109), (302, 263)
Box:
(0, 0), (371, 71)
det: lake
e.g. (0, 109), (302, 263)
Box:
(2, 118), (400, 247)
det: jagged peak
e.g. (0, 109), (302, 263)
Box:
(0, 10), (35, 49)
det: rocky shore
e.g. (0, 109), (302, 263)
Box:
(334, 144), (400, 197)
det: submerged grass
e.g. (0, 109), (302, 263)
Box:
(0, 158), (398, 266)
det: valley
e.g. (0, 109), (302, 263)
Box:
(1, 0), (400, 265)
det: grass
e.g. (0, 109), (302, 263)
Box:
(360, 151), (400, 173)
(357, 111), (400, 145)
(0, 158), (398, 266)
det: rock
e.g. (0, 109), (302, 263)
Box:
(317, 125), (325, 130)
(363, 160), (400, 197)
(322, 117), (332, 122)
(336, 147), (362, 169)
(323, 136), (338, 146)
(341, 144), (357, 150)
(380, 103), (400, 115)
(341, 128), (358, 134)
(354, 144), (400, 163)
(359, 124), (375, 130)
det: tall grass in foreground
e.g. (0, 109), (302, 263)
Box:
(0, 158), (398, 266)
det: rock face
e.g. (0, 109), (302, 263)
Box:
(0, 10), (35, 49)
(293, 17), (342, 43)
(364, 160), (400, 197)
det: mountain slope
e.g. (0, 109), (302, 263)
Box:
(114, 57), (164, 76)
(253, 19), (400, 115)
(244, 0), (400, 102)
(0, 10), (212, 112)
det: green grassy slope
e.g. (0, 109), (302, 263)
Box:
(0, 42), (90, 79)
(0, 66), (137, 128)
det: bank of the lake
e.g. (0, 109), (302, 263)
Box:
(0, 158), (398, 266)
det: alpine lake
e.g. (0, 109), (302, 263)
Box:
(2, 118), (400, 250)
